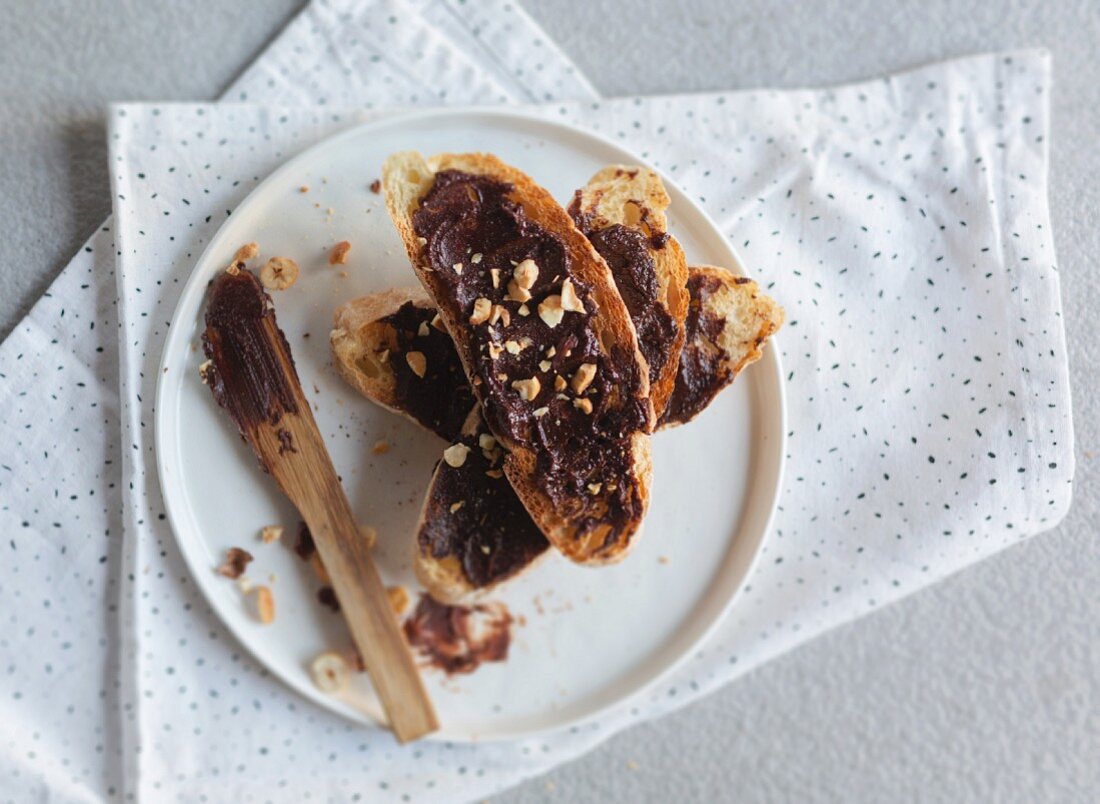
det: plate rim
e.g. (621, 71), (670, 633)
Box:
(154, 105), (786, 742)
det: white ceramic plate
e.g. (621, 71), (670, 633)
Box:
(155, 108), (785, 742)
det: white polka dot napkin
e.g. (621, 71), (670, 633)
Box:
(0, 0), (1073, 799)
(103, 47), (1072, 801)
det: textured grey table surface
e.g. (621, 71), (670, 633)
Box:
(1, 0), (1096, 801)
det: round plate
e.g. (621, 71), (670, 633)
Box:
(155, 108), (785, 741)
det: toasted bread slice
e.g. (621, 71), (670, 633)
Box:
(659, 266), (784, 427)
(414, 408), (550, 603)
(569, 166), (689, 419)
(383, 152), (653, 565)
(330, 286), (474, 441)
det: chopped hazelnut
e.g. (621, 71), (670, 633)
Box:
(545, 346), (557, 357)
(539, 360), (552, 373)
(573, 397), (594, 414)
(417, 321), (430, 337)
(431, 312), (447, 331)
(490, 267), (501, 288)
(587, 482), (602, 495)
(260, 525), (283, 544)
(310, 651), (349, 693)
(216, 547), (253, 579)
(488, 304), (510, 327)
(512, 376), (541, 401)
(452, 262), (464, 274)
(387, 585), (410, 616)
(533, 406), (550, 418)
(538, 295), (564, 328)
(488, 342), (504, 360)
(504, 340), (523, 355)
(470, 297), (492, 325)
(259, 256), (300, 290)
(571, 363), (597, 394)
(234, 242), (260, 264)
(328, 240), (352, 265)
(443, 443), (470, 467)
(517, 304), (530, 317)
(478, 433), (497, 451)
(417, 236), (428, 246)
(405, 351), (427, 378)
(560, 278), (584, 312)
(554, 375), (567, 392)
(471, 253), (484, 264)
(513, 258), (539, 289)
(198, 359), (213, 384)
(450, 501), (465, 513)
(251, 585), (275, 624)
(486, 469), (504, 479)
(506, 279), (532, 303)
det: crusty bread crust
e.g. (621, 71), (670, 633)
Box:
(571, 166), (689, 419)
(383, 151), (653, 565)
(330, 286), (435, 431)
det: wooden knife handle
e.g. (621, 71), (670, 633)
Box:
(263, 415), (439, 742)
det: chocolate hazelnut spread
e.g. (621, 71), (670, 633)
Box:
(419, 416), (549, 588)
(201, 270), (299, 467)
(377, 301), (473, 441)
(411, 170), (649, 549)
(660, 273), (732, 426)
(403, 595), (512, 675)
(294, 520), (316, 560)
(574, 220), (679, 398)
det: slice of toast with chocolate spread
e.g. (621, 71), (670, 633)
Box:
(414, 408), (551, 602)
(383, 152), (654, 565)
(659, 266), (784, 427)
(569, 166), (689, 419)
(330, 285), (473, 441)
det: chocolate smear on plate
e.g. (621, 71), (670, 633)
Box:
(403, 595), (513, 675)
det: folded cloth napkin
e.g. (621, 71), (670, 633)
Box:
(104, 48), (1072, 801)
(0, 1), (594, 800)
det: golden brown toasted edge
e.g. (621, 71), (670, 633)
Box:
(329, 285), (434, 429)
(658, 265), (784, 430)
(413, 408), (551, 604)
(573, 165), (689, 419)
(383, 151), (654, 566)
